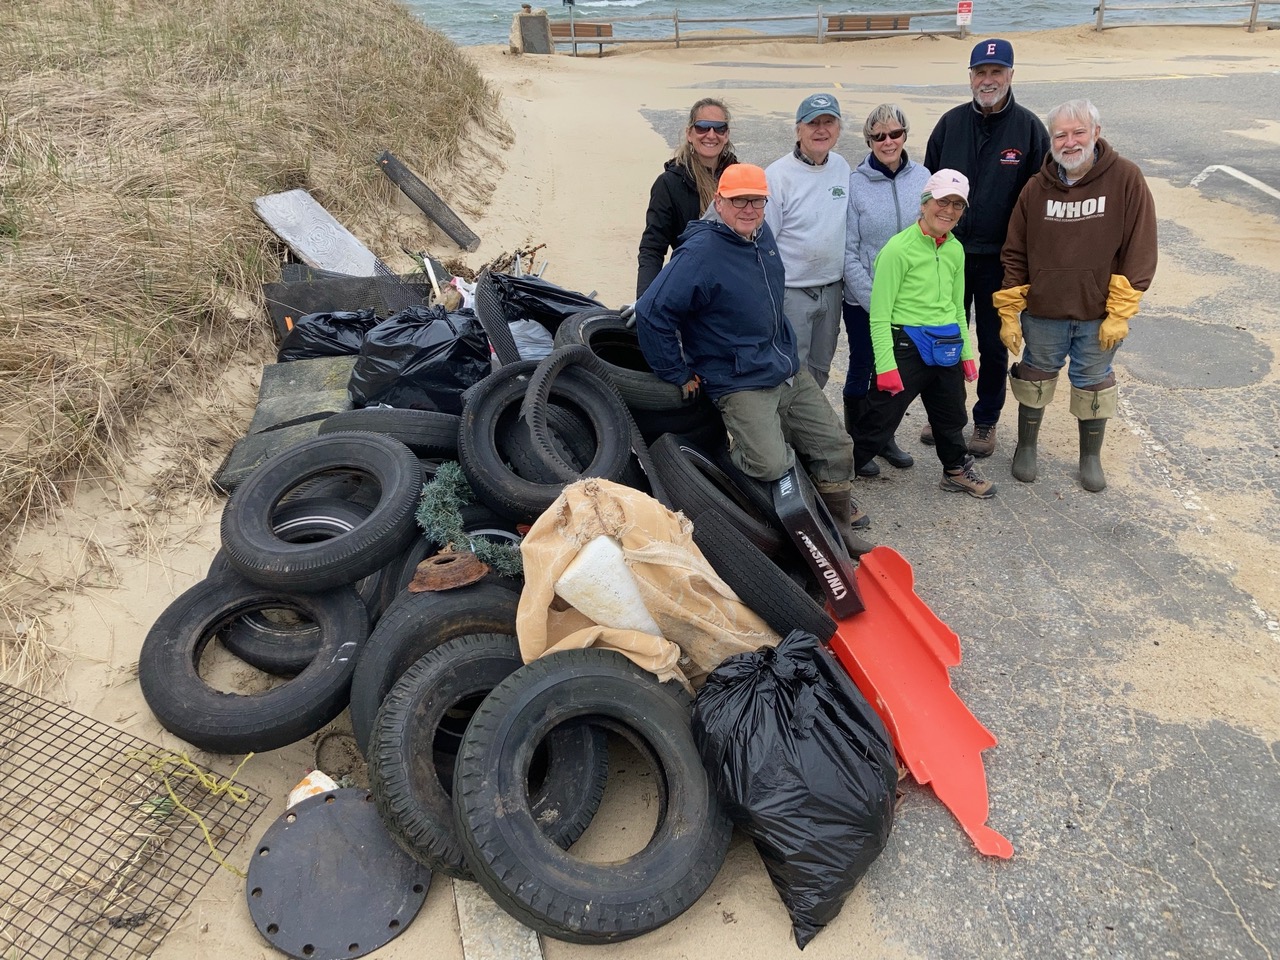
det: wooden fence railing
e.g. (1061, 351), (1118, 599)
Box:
(551, 6), (967, 56)
(1093, 0), (1280, 31)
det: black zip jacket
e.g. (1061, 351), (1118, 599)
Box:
(924, 92), (1049, 256)
(636, 155), (734, 298)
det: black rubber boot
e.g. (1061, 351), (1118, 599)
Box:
(1078, 419), (1108, 492)
(818, 490), (874, 558)
(844, 397), (880, 476)
(1012, 404), (1044, 483)
(879, 435), (914, 469)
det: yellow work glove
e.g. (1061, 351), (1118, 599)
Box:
(992, 284), (1029, 354)
(1100, 274), (1143, 351)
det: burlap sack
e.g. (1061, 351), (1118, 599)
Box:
(517, 478), (779, 688)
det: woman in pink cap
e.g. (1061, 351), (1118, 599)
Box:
(850, 169), (996, 499)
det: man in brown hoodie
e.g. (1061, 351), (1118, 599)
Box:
(996, 99), (1157, 492)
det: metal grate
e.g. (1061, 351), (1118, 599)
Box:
(0, 684), (269, 960)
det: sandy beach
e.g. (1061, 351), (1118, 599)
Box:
(6, 20), (1280, 960)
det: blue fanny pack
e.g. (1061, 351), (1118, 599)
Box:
(904, 323), (964, 366)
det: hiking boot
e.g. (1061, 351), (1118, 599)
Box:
(818, 489), (874, 557)
(940, 457), (997, 499)
(856, 459), (881, 477)
(920, 422), (935, 445)
(968, 423), (997, 458)
(880, 435), (914, 469)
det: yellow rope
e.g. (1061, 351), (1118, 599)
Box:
(125, 750), (255, 878)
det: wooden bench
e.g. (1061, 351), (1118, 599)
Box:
(825, 13), (913, 37)
(549, 20), (615, 56)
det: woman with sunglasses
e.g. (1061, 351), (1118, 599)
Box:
(636, 98), (738, 297)
(841, 104), (932, 476)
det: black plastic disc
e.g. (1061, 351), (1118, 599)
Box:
(246, 788), (431, 959)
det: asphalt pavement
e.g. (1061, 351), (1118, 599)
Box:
(642, 65), (1280, 959)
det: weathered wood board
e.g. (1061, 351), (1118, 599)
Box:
(253, 188), (380, 276)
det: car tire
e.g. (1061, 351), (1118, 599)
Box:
(692, 509), (836, 642)
(220, 431), (422, 592)
(367, 634), (609, 879)
(650, 433), (786, 556)
(453, 648), (732, 944)
(138, 571), (367, 753)
(347, 580), (522, 755)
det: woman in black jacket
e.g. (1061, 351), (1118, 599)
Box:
(636, 98), (738, 298)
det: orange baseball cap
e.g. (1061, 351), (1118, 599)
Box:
(717, 163), (770, 198)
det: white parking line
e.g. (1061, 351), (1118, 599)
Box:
(1189, 164), (1280, 201)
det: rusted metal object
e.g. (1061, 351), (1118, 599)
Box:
(408, 550), (490, 592)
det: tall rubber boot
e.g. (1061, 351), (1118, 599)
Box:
(1008, 367), (1057, 483)
(1070, 385), (1118, 493)
(818, 489), (875, 558)
(844, 397), (880, 477)
(1077, 420), (1108, 491)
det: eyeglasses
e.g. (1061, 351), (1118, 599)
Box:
(932, 197), (967, 211)
(691, 120), (729, 134)
(724, 197), (767, 209)
(869, 128), (907, 143)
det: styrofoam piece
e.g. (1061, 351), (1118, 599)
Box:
(554, 535), (663, 636)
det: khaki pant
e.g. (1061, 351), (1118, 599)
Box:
(715, 370), (853, 490)
(783, 281), (843, 388)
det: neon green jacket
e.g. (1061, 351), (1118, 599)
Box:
(869, 223), (973, 374)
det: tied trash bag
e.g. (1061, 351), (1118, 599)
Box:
(277, 309), (381, 362)
(348, 305), (490, 415)
(691, 630), (897, 949)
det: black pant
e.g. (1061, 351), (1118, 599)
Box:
(854, 330), (969, 472)
(967, 252), (1008, 427)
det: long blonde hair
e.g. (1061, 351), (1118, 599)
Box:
(673, 98), (738, 213)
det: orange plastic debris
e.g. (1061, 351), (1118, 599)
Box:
(826, 546), (1014, 859)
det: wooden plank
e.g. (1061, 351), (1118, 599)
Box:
(453, 879), (543, 960)
(252, 188), (379, 276)
(377, 150), (481, 253)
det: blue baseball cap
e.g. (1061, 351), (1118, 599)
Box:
(796, 93), (841, 124)
(970, 38), (1014, 69)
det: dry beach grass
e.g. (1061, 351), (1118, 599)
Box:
(0, 0), (510, 685)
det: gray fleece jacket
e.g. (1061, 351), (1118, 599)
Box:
(842, 153), (931, 310)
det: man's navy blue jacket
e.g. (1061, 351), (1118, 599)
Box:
(635, 218), (799, 402)
(924, 91), (1050, 256)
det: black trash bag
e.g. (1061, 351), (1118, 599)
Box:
(348, 305), (490, 415)
(486, 273), (604, 337)
(691, 630), (897, 950)
(276, 309), (381, 362)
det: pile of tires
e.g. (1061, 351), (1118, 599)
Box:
(138, 428), (521, 754)
(138, 306), (832, 943)
(364, 640), (731, 943)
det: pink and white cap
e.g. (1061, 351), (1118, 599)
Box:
(923, 169), (970, 203)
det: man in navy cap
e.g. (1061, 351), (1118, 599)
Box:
(764, 93), (851, 389)
(922, 39), (1049, 458)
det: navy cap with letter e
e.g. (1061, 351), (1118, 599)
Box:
(970, 38), (1014, 68)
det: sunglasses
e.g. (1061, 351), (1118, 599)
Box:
(725, 197), (767, 209)
(869, 128), (907, 143)
(691, 120), (729, 134)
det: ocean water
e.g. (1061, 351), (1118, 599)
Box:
(410, 0), (1250, 46)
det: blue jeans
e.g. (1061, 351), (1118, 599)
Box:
(841, 301), (874, 398)
(1021, 313), (1119, 388)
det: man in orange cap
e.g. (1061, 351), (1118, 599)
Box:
(635, 163), (873, 556)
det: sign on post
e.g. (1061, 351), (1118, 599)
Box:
(957, 1), (973, 25)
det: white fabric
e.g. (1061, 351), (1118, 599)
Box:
(763, 150), (852, 287)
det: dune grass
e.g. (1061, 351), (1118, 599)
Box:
(0, 0), (510, 686)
